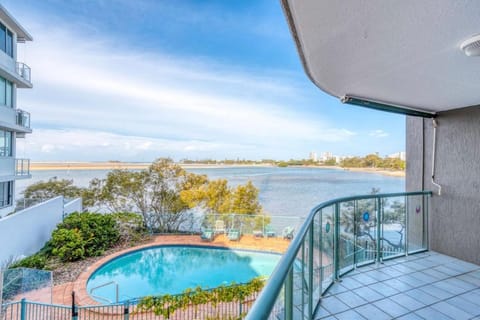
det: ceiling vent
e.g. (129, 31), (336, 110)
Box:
(460, 34), (480, 57)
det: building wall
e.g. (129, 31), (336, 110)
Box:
(406, 107), (480, 265)
(0, 196), (84, 265)
(64, 198), (83, 216)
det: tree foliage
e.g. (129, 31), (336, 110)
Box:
(341, 154), (405, 170)
(48, 212), (119, 262)
(88, 159), (263, 233)
(137, 277), (265, 318)
(16, 177), (94, 208)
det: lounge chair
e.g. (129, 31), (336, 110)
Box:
(228, 229), (241, 241)
(253, 229), (264, 238)
(265, 225), (276, 237)
(282, 226), (294, 240)
(214, 220), (226, 234)
(201, 229), (214, 241)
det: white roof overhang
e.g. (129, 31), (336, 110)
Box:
(0, 5), (33, 42)
(281, 0), (480, 117)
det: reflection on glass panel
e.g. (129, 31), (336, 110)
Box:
(381, 196), (406, 259)
(6, 80), (12, 107)
(0, 23), (5, 53)
(407, 195), (427, 252)
(5, 131), (12, 156)
(0, 130), (12, 157)
(0, 77), (5, 105)
(292, 243), (306, 319)
(6, 30), (12, 57)
(0, 130), (5, 156)
(338, 201), (354, 275)
(355, 199), (378, 265)
(0, 181), (13, 208)
(321, 205), (334, 294)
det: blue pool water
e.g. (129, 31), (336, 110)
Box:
(87, 245), (281, 303)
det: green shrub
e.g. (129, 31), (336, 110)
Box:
(111, 212), (146, 244)
(48, 212), (119, 262)
(10, 253), (47, 269)
(51, 228), (85, 262)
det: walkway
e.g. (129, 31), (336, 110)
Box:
(314, 252), (480, 319)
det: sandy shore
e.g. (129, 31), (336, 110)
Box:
(341, 167), (405, 177)
(30, 162), (152, 171)
(29, 162), (275, 171)
(30, 162), (404, 177)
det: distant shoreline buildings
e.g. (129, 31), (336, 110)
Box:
(309, 151), (406, 164)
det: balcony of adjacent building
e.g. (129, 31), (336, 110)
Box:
(14, 61), (31, 88)
(15, 108), (31, 136)
(14, 158), (30, 179)
(0, 55), (33, 89)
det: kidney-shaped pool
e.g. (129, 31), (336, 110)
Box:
(87, 245), (281, 303)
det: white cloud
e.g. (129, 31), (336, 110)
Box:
(16, 16), (357, 160)
(368, 130), (389, 138)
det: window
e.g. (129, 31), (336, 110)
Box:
(0, 23), (5, 53)
(0, 181), (13, 208)
(0, 130), (13, 157)
(0, 77), (5, 105)
(6, 30), (12, 57)
(6, 80), (12, 107)
(0, 23), (14, 58)
(0, 77), (13, 107)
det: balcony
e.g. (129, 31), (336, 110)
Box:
(15, 158), (30, 179)
(247, 191), (480, 319)
(15, 62), (32, 87)
(16, 109), (30, 129)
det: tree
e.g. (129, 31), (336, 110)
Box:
(17, 177), (92, 208)
(89, 159), (207, 232)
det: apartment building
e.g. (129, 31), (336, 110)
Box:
(0, 5), (32, 217)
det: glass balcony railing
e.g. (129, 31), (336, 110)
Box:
(246, 191), (431, 320)
(15, 62), (31, 83)
(16, 109), (31, 129)
(15, 158), (30, 176)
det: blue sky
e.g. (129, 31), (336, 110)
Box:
(7, 0), (405, 162)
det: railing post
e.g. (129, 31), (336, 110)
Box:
(20, 298), (26, 320)
(308, 225), (314, 317)
(284, 267), (293, 320)
(124, 303), (129, 320)
(71, 291), (78, 320)
(424, 194), (429, 250)
(376, 197), (382, 263)
(334, 202), (340, 280)
(405, 195), (409, 255)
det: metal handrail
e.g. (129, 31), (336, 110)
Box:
(15, 62), (31, 83)
(15, 109), (30, 128)
(89, 281), (119, 304)
(15, 158), (30, 176)
(246, 190), (432, 320)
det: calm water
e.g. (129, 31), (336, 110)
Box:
(17, 166), (404, 217)
(87, 246), (281, 302)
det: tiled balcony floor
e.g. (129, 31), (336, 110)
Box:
(315, 252), (480, 320)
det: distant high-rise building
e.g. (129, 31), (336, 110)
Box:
(0, 5), (33, 217)
(388, 151), (406, 161)
(309, 151), (317, 162)
(320, 152), (333, 161)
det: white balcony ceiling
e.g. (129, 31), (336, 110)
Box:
(282, 0), (480, 114)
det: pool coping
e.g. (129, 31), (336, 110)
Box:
(71, 234), (289, 306)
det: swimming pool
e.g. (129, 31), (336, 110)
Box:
(86, 245), (281, 303)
